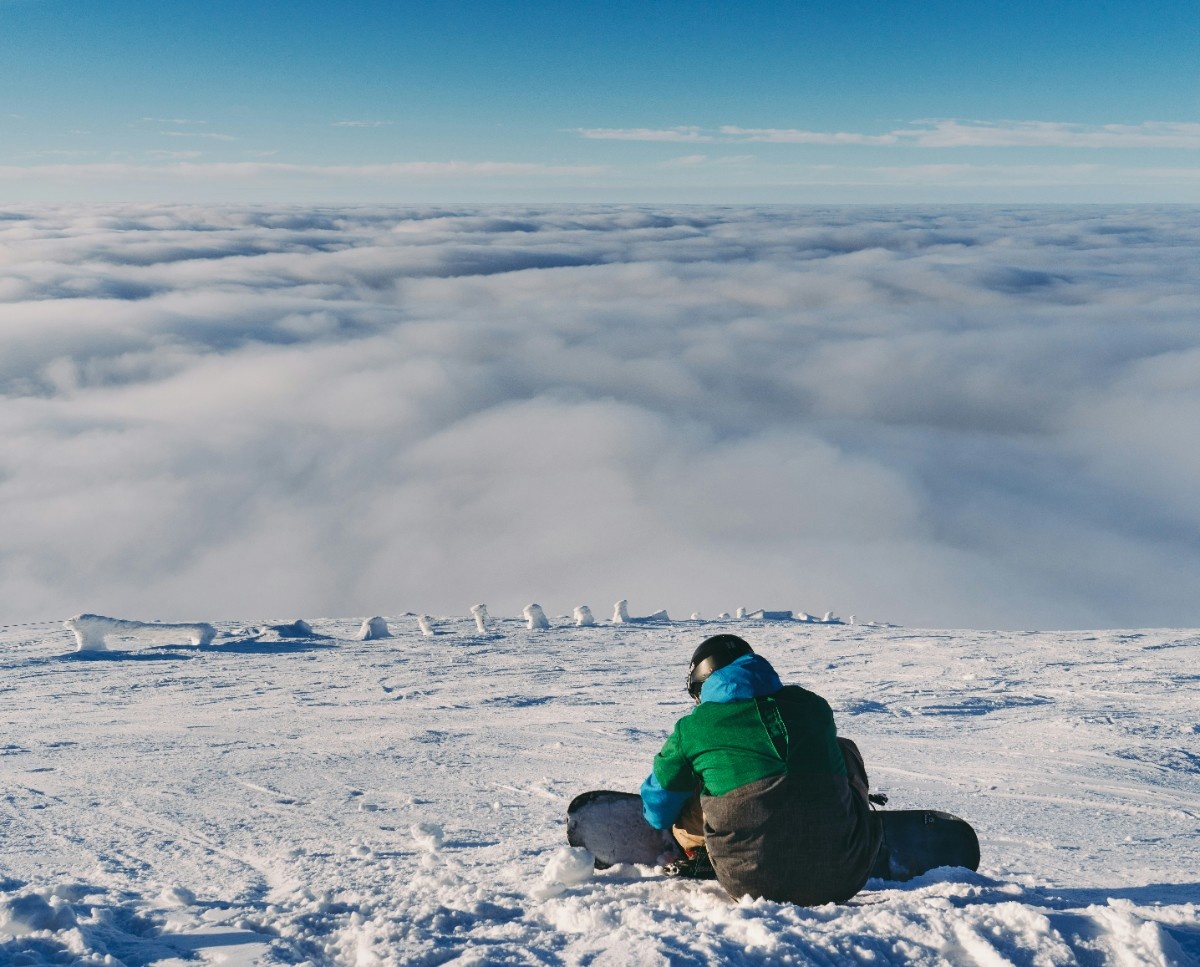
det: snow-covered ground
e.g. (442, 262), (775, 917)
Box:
(1, 615), (1197, 965)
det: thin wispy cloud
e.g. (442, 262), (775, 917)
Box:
(811, 162), (1200, 187)
(141, 118), (210, 126)
(718, 127), (895, 146)
(658, 155), (756, 169)
(333, 120), (395, 128)
(159, 131), (237, 141)
(582, 119), (1200, 150)
(1, 206), (1198, 630)
(576, 126), (713, 142)
(911, 120), (1200, 149)
(0, 160), (608, 183)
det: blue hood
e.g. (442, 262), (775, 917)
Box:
(699, 653), (782, 703)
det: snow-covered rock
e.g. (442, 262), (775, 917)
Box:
(524, 604), (550, 630)
(747, 609), (794, 621)
(417, 615), (436, 636)
(573, 605), (595, 627)
(63, 613), (216, 651)
(612, 600), (669, 623)
(470, 603), (490, 633)
(265, 619), (317, 638)
(356, 617), (391, 640)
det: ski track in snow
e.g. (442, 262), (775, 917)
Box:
(1, 619), (1197, 965)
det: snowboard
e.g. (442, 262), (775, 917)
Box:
(566, 790), (979, 882)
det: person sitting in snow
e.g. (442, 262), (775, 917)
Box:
(641, 634), (883, 905)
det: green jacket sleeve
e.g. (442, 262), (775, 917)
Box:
(652, 722), (697, 792)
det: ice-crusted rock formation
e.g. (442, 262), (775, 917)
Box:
(264, 619), (317, 638)
(573, 605), (595, 627)
(612, 600), (669, 624)
(788, 611), (843, 625)
(232, 619), (330, 643)
(357, 617), (391, 640)
(524, 604), (550, 630)
(470, 604), (490, 633)
(64, 614), (216, 652)
(417, 615), (436, 637)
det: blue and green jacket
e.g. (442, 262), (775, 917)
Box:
(640, 653), (879, 905)
(641, 653), (848, 828)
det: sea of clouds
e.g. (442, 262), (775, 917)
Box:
(1, 204), (1197, 629)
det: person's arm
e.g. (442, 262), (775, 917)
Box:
(640, 725), (695, 828)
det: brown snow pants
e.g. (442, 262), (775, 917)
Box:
(672, 736), (872, 852)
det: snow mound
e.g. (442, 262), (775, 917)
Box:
(410, 823), (444, 851)
(0, 892), (77, 934)
(64, 613), (216, 651)
(542, 847), (595, 887)
(263, 619), (319, 638)
(356, 616), (391, 640)
(159, 885), (196, 907)
(573, 605), (595, 627)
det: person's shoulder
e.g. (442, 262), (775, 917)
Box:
(682, 695), (755, 727)
(776, 684), (834, 715)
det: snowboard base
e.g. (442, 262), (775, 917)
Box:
(567, 790), (979, 882)
(567, 790), (681, 869)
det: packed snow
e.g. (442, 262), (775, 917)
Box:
(1, 613), (1197, 965)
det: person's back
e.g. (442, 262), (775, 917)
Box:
(641, 635), (882, 905)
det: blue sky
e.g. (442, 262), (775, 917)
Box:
(1, 0), (1198, 201)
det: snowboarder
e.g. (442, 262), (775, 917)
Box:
(640, 634), (883, 905)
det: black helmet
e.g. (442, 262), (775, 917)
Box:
(686, 634), (753, 702)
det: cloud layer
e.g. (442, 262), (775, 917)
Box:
(579, 120), (1200, 149)
(1, 205), (1198, 629)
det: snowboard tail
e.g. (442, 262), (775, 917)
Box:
(567, 790), (979, 882)
(868, 808), (980, 881)
(567, 790), (682, 869)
